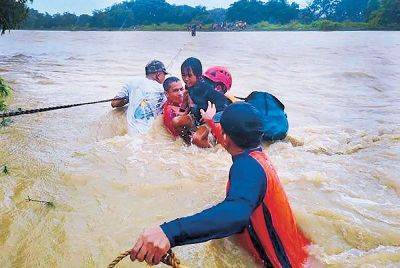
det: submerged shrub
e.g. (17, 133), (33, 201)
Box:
(310, 20), (340, 31)
(0, 77), (13, 112)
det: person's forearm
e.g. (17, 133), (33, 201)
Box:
(172, 114), (193, 128)
(204, 119), (223, 144)
(160, 200), (253, 247)
(160, 156), (266, 248)
(111, 97), (128, 108)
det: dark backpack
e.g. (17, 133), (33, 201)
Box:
(244, 91), (288, 141)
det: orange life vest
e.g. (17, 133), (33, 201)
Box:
(227, 150), (309, 268)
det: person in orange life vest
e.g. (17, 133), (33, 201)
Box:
(129, 102), (310, 268)
(181, 57), (230, 148)
(162, 76), (193, 138)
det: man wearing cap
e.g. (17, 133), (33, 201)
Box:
(128, 102), (310, 267)
(111, 60), (169, 134)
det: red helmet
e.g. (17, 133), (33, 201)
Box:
(204, 66), (232, 92)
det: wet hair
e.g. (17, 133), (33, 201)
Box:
(181, 57), (202, 78)
(163, 76), (181, 92)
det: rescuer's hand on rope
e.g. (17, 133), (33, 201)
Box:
(130, 226), (171, 265)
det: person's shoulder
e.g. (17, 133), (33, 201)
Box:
(231, 152), (265, 174)
(124, 76), (146, 88)
(143, 78), (164, 91)
(199, 77), (214, 88)
(163, 103), (173, 112)
(126, 77), (163, 91)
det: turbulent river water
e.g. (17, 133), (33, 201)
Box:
(0, 30), (399, 267)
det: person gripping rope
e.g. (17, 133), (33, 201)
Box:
(129, 102), (310, 267)
(111, 60), (168, 134)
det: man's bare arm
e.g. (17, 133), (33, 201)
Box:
(111, 97), (128, 108)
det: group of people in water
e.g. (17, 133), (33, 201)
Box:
(111, 59), (309, 267)
(111, 58), (232, 148)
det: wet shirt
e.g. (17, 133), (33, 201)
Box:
(116, 77), (165, 134)
(163, 103), (180, 137)
(160, 147), (266, 247)
(188, 78), (230, 125)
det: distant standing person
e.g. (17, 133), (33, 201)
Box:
(190, 24), (197, 37)
(111, 60), (168, 134)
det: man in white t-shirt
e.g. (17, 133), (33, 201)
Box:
(111, 60), (168, 134)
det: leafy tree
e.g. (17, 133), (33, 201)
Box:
(308, 0), (340, 20)
(369, 0), (400, 25)
(334, 0), (368, 21)
(307, 0), (378, 22)
(366, 0), (381, 19)
(51, 12), (77, 28)
(264, 0), (299, 24)
(207, 8), (227, 23)
(76, 14), (92, 28)
(298, 7), (316, 23)
(24, 9), (53, 29)
(226, 0), (300, 24)
(380, 0), (400, 24)
(226, 0), (266, 24)
(0, 0), (32, 34)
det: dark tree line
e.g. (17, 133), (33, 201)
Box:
(23, 0), (216, 29)
(227, 0), (399, 25)
(226, 0), (300, 24)
(1, 0), (399, 32)
(0, 0), (32, 33)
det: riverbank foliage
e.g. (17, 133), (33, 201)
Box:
(0, 0), (32, 34)
(0, 77), (12, 112)
(0, 0), (399, 33)
(14, 0), (399, 32)
(253, 20), (396, 31)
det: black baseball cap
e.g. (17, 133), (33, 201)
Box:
(215, 102), (264, 148)
(145, 60), (168, 76)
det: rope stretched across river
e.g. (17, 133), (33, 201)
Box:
(108, 249), (181, 268)
(0, 97), (126, 118)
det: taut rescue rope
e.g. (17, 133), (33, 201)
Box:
(166, 39), (193, 70)
(108, 249), (181, 268)
(0, 97), (126, 118)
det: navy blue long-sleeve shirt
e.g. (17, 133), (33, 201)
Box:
(188, 78), (230, 125)
(161, 148), (267, 247)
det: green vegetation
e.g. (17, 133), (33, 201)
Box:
(140, 23), (187, 31)
(227, 0), (300, 24)
(20, 0), (399, 31)
(369, 0), (400, 27)
(1, 0), (399, 33)
(0, 0), (32, 34)
(0, 77), (13, 127)
(0, 77), (12, 112)
(253, 20), (387, 31)
(1, 165), (8, 175)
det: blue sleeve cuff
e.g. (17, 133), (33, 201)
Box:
(160, 220), (181, 248)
